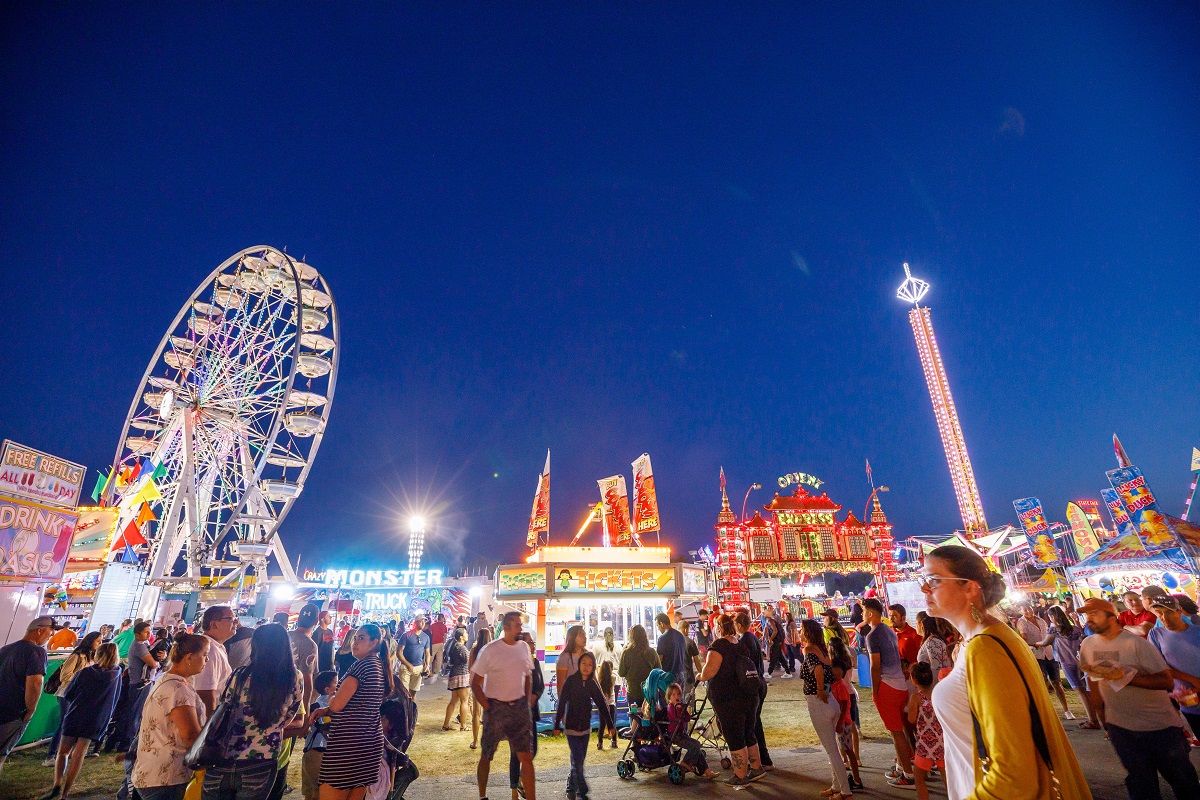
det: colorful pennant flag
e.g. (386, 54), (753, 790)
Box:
(91, 470), (109, 503)
(128, 461), (142, 483)
(134, 479), (164, 506)
(152, 462), (168, 482)
(598, 475), (634, 546)
(1113, 434), (1132, 468)
(136, 502), (156, 526)
(1066, 502), (1101, 558)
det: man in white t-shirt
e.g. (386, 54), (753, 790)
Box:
(471, 611), (535, 800)
(1079, 596), (1200, 798)
(194, 605), (235, 715)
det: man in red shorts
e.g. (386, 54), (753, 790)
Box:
(863, 598), (915, 788)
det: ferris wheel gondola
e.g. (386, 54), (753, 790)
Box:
(106, 245), (338, 594)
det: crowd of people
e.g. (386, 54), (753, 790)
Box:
(6, 555), (1200, 800)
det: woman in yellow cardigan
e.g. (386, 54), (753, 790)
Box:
(920, 545), (1091, 800)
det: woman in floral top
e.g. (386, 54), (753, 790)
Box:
(133, 633), (209, 800)
(202, 623), (303, 800)
(915, 615), (953, 684)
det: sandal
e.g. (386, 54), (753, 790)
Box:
(1078, 720), (1100, 729)
(442, 725), (453, 731)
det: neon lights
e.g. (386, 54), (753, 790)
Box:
(777, 472), (824, 490)
(311, 568), (444, 587)
(899, 265), (988, 535)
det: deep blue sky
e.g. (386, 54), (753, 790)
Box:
(3, 5), (1198, 574)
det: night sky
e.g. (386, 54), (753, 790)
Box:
(3, 5), (1198, 575)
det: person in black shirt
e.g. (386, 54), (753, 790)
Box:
(734, 611), (773, 770)
(553, 652), (612, 800)
(697, 614), (765, 786)
(311, 610), (337, 673)
(0, 616), (53, 777)
(508, 632), (544, 800)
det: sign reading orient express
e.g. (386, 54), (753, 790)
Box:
(305, 568), (445, 588)
(777, 471), (824, 490)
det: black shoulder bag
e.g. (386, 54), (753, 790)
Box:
(969, 634), (1063, 800)
(184, 666), (250, 770)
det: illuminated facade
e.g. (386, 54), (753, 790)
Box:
(715, 485), (899, 603)
(898, 263), (988, 536)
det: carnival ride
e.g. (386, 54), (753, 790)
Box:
(105, 246), (338, 595)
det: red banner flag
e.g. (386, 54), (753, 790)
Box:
(598, 475), (634, 546)
(631, 453), (660, 536)
(526, 451), (550, 548)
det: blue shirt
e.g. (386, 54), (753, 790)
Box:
(399, 630), (431, 667)
(1148, 623), (1200, 715)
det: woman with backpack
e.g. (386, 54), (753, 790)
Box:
(202, 623), (304, 800)
(617, 625), (659, 709)
(41, 641), (122, 800)
(734, 612), (773, 771)
(697, 614), (764, 786)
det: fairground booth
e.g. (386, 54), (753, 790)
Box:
(1067, 531), (1200, 600)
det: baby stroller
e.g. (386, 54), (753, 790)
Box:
(381, 687), (420, 800)
(688, 680), (732, 770)
(615, 669), (689, 785)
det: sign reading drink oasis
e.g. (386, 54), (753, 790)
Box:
(0, 495), (80, 581)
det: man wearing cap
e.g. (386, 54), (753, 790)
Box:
(1147, 594), (1200, 739)
(1080, 596), (1200, 798)
(0, 616), (55, 776)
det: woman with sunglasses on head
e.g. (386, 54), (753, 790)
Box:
(921, 545), (1089, 800)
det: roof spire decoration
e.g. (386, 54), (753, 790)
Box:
(896, 262), (930, 306)
(718, 466), (736, 525)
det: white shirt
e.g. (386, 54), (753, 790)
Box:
(470, 638), (531, 702)
(193, 634), (232, 694)
(931, 655), (974, 800)
(133, 673), (207, 789)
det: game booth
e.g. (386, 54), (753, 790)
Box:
(495, 545), (709, 728)
(1067, 532), (1200, 600)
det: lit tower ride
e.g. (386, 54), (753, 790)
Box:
(897, 263), (989, 536)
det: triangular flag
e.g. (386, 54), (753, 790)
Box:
(152, 462), (168, 482)
(119, 544), (139, 563)
(128, 461), (142, 483)
(135, 479), (164, 506)
(91, 470), (108, 502)
(1192, 447), (1200, 473)
(136, 503), (156, 526)
(121, 519), (148, 547)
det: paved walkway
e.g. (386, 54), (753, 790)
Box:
(404, 724), (1194, 800)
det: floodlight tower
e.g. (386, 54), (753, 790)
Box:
(897, 263), (989, 536)
(408, 517), (426, 571)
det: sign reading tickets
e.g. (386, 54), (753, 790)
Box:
(0, 494), (80, 581)
(0, 440), (86, 509)
(554, 566), (675, 594)
(497, 565), (548, 596)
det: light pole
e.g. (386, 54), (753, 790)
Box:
(864, 486), (890, 523)
(742, 483), (762, 523)
(408, 516), (426, 572)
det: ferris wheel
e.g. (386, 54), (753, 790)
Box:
(106, 245), (338, 593)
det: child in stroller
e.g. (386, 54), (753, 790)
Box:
(615, 669), (693, 785)
(665, 683), (719, 779)
(372, 688), (419, 800)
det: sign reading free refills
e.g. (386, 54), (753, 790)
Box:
(0, 440), (86, 509)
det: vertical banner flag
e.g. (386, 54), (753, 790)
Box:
(631, 453), (661, 537)
(1106, 465), (1180, 552)
(1101, 487), (1139, 539)
(526, 451), (550, 548)
(1114, 434), (1132, 468)
(1014, 497), (1063, 567)
(598, 475), (634, 546)
(1065, 502), (1101, 558)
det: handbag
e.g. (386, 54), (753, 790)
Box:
(184, 667), (249, 770)
(733, 638), (767, 698)
(968, 634), (1063, 799)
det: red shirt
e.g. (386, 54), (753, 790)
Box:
(895, 624), (922, 665)
(428, 621), (448, 645)
(1117, 609), (1156, 629)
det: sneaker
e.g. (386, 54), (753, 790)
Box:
(849, 778), (865, 791)
(748, 767), (767, 782)
(885, 765), (902, 780)
(516, 786), (526, 800)
(37, 788), (61, 800)
(41, 758), (55, 767)
(726, 774), (752, 786)
(887, 774), (916, 790)
(781, 672), (793, 679)
(566, 790), (577, 800)
(1064, 710), (1076, 720)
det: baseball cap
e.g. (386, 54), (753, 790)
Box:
(1078, 597), (1117, 616)
(272, 611), (291, 625)
(297, 603), (320, 627)
(27, 616), (59, 632)
(1149, 595), (1180, 611)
